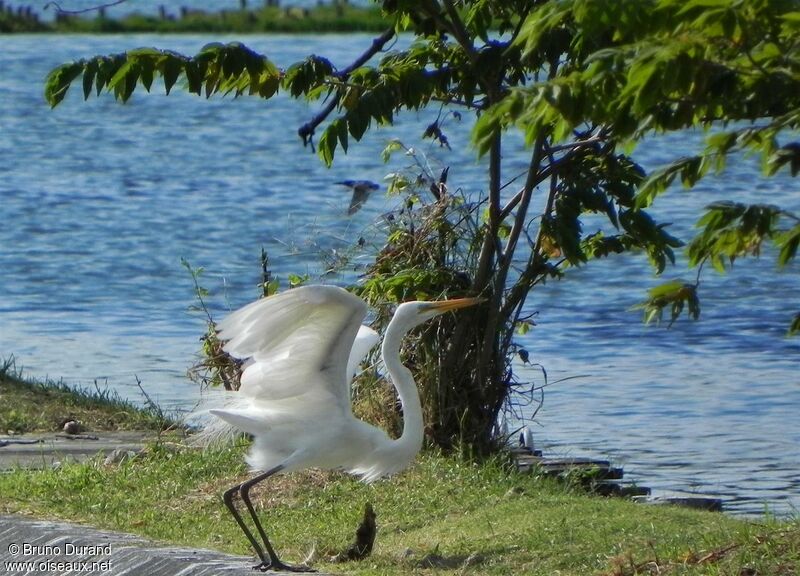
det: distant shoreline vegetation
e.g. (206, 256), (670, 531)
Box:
(0, 1), (389, 34)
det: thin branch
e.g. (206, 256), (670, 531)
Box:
(502, 139), (547, 263)
(548, 135), (605, 153)
(297, 28), (395, 146)
(45, 0), (127, 14)
(472, 135), (501, 292)
(498, 134), (606, 219)
(429, 95), (483, 110)
(694, 257), (707, 287)
(500, 168), (532, 193)
(339, 28), (396, 77)
(441, 0), (478, 63)
(532, 143), (560, 256)
(298, 98), (337, 148)
(498, 164), (555, 221)
(779, 209), (800, 223)
(499, 172), (561, 323)
(495, 139), (548, 293)
(477, 136), (546, 377)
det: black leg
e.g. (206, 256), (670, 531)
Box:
(239, 466), (316, 573)
(239, 466), (283, 566)
(223, 482), (269, 569)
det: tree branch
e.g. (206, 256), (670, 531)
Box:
(441, 0), (478, 63)
(477, 136), (546, 372)
(500, 170), (560, 321)
(472, 133), (502, 293)
(467, 131), (503, 385)
(298, 99), (337, 148)
(502, 138), (546, 266)
(297, 28), (395, 146)
(498, 135), (605, 219)
(45, 0), (127, 14)
(339, 28), (396, 77)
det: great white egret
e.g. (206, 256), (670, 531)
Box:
(195, 285), (481, 572)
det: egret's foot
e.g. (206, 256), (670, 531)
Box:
(251, 559), (316, 573)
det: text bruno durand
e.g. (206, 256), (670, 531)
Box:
(5, 541), (112, 573)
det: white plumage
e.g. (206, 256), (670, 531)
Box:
(192, 284), (480, 571)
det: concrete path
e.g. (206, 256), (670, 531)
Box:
(0, 431), (155, 471)
(0, 434), (333, 574)
(0, 514), (275, 575)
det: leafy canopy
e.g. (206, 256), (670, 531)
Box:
(45, 0), (800, 328)
(44, 1), (799, 332)
(45, 1), (799, 261)
(44, 0), (800, 451)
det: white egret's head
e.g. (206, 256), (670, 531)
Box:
(392, 296), (484, 332)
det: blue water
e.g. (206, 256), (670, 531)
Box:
(1, 34), (798, 516)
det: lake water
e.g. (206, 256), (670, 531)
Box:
(1, 34), (798, 517)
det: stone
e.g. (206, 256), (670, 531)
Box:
(103, 449), (140, 466)
(62, 420), (81, 435)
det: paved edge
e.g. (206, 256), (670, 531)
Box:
(0, 431), (157, 471)
(0, 515), (326, 575)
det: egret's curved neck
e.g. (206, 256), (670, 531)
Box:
(381, 318), (424, 454)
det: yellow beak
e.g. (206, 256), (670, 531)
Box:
(422, 296), (484, 313)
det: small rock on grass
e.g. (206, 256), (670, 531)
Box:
(104, 449), (140, 465)
(62, 420), (81, 435)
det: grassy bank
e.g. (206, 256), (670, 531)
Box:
(1, 445), (797, 575)
(0, 359), (169, 433)
(0, 364), (797, 575)
(0, 4), (389, 34)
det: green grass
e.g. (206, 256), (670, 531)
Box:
(0, 358), (171, 434)
(0, 360), (796, 574)
(0, 442), (796, 575)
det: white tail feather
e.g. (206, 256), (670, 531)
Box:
(185, 390), (252, 446)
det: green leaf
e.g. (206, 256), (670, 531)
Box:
(287, 273), (309, 288)
(127, 47), (165, 59)
(108, 61), (140, 103)
(44, 62), (85, 108)
(386, 173), (410, 195)
(82, 60), (98, 100)
(515, 320), (532, 336)
(777, 224), (800, 267)
(688, 202), (782, 269)
(789, 313), (800, 337)
(140, 63), (154, 92)
(381, 139), (404, 163)
(336, 118), (349, 153)
(162, 56), (183, 95)
(633, 280), (699, 326)
(346, 109), (370, 141)
(108, 61), (132, 91)
(318, 123), (338, 167)
(255, 60), (281, 99)
(184, 61), (204, 95)
(267, 279), (280, 296)
(646, 279), (684, 299)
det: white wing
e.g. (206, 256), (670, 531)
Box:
(346, 325), (380, 380)
(217, 285), (367, 414)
